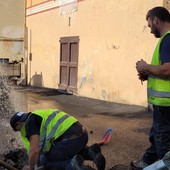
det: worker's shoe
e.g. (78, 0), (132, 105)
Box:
(130, 159), (148, 170)
(89, 143), (106, 170)
(71, 154), (89, 170)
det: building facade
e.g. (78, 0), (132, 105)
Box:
(26, 0), (166, 106)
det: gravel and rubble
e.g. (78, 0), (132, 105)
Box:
(0, 74), (28, 169)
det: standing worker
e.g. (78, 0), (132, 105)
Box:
(10, 109), (106, 170)
(131, 6), (170, 170)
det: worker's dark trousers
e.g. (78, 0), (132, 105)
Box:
(39, 131), (88, 170)
(143, 105), (170, 165)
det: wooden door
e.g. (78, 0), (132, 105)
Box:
(59, 36), (79, 93)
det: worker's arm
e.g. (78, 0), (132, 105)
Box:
(28, 134), (40, 170)
(136, 59), (170, 78)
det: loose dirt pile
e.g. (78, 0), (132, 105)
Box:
(0, 75), (28, 169)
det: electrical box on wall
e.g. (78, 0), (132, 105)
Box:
(163, 0), (170, 11)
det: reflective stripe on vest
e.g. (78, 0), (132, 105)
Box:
(46, 115), (69, 141)
(148, 89), (170, 98)
(39, 110), (60, 148)
(39, 110), (69, 150)
(147, 31), (170, 106)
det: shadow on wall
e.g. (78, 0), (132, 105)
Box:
(30, 72), (44, 87)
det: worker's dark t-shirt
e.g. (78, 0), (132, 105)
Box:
(160, 34), (170, 64)
(25, 114), (42, 139)
(25, 113), (83, 140)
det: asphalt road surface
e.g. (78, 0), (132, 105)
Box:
(0, 86), (152, 170)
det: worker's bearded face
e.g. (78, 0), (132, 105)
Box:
(151, 23), (161, 38)
(148, 17), (161, 38)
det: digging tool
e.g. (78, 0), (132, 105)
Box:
(0, 159), (18, 170)
(98, 128), (113, 145)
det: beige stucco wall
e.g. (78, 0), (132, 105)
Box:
(26, 0), (163, 106)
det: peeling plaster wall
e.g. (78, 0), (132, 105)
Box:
(0, 1), (25, 39)
(0, 41), (23, 61)
(0, 0), (25, 80)
(26, 0), (162, 106)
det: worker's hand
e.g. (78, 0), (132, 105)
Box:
(136, 59), (148, 73)
(138, 72), (148, 81)
(22, 165), (30, 170)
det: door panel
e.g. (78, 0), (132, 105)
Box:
(61, 43), (68, 62)
(69, 67), (77, 87)
(60, 66), (67, 86)
(70, 42), (78, 62)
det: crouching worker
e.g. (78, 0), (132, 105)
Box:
(10, 109), (106, 170)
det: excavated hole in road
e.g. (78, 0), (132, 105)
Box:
(0, 148), (28, 169)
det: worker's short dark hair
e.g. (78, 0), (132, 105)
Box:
(146, 6), (170, 22)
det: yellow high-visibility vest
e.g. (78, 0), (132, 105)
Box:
(148, 31), (170, 106)
(20, 109), (78, 152)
